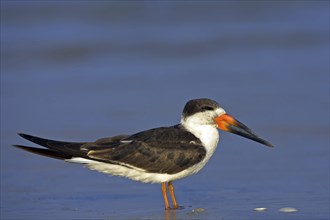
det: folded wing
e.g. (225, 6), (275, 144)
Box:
(16, 125), (206, 175)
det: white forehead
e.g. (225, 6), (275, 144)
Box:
(215, 107), (226, 116)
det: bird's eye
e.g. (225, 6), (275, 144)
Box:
(201, 106), (214, 111)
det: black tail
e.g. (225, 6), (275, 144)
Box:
(16, 133), (88, 158)
(13, 145), (72, 160)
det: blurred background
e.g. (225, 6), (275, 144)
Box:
(1, 1), (329, 219)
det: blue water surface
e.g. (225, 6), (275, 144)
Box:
(1, 1), (329, 220)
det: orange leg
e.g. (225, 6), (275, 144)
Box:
(161, 182), (170, 210)
(168, 181), (179, 209)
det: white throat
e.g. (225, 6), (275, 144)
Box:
(180, 108), (225, 154)
(181, 115), (218, 152)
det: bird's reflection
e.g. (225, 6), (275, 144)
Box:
(164, 209), (177, 220)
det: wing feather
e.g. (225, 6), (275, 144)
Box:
(17, 125), (206, 175)
(87, 125), (206, 174)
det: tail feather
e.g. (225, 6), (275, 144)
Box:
(18, 133), (87, 157)
(13, 145), (72, 160)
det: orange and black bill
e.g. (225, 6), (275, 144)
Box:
(215, 114), (273, 147)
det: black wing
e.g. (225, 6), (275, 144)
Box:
(14, 133), (129, 160)
(87, 125), (207, 174)
(16, 133), (87, 157)
(13, 145), (73, 160)
(15, 125), (206, 175)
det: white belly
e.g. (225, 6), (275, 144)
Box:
(67, 153), (217, 184)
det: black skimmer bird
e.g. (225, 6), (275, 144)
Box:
(14, 98), (273, 210)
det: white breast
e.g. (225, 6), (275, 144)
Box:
(180, 122), (220, 174)
(178, 109), (223, 175)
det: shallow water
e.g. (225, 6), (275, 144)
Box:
(1, 2), (329, 220)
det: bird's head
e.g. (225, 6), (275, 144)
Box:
(181, 98), (273, 147)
